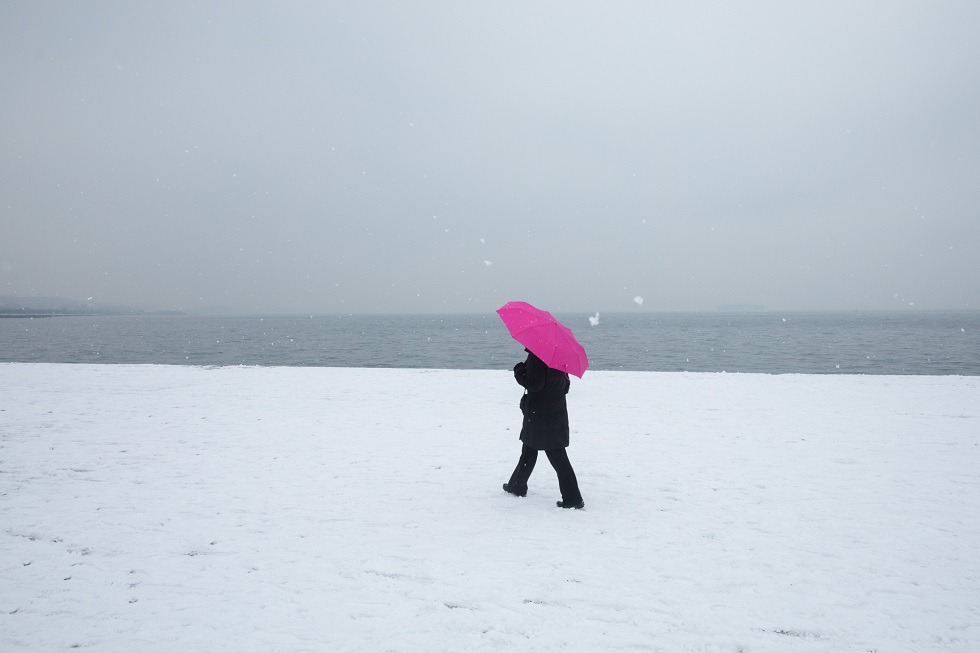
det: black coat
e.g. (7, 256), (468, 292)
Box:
(514, 351), (571, 450)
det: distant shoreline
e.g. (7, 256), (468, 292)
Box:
(0, 311), (185, 318)
(0, 295), (185, 318)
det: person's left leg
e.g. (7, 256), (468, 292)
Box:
(504, 444), (538, 496)
(545, 447), (583, 507)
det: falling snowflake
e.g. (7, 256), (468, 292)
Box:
(588, 312), (600, 326)
(633, 296), (644, 306)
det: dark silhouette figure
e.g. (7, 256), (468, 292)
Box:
(503, 349), (584, 509)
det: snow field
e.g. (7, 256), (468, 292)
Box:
(1, 364), (978, 652)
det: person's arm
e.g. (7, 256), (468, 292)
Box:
(521, 354), (548, 392)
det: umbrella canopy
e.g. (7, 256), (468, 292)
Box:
(496, 301), (589, 378)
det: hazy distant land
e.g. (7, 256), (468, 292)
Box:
(0, 296), (183, 318)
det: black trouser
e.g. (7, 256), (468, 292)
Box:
(507, 444), (583, 504)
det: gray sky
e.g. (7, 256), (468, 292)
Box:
(2, 1), (978, 314)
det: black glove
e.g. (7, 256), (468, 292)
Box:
(513, 361), (526, 384)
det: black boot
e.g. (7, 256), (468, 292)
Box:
(502, 483), (526, 497)
(556, 500), (584, 509)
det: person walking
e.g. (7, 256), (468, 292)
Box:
(503, 349), (585, 509)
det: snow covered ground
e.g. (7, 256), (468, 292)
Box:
(1, 363), (978, 652)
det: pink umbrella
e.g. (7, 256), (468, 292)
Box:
(496, 301), (589, 378)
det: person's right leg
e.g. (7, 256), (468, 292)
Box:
(504, 444), (538, 496)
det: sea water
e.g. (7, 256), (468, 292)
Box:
(1, 311), (978, 375)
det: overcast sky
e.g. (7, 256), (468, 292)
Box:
(2, 1), (978, 314)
